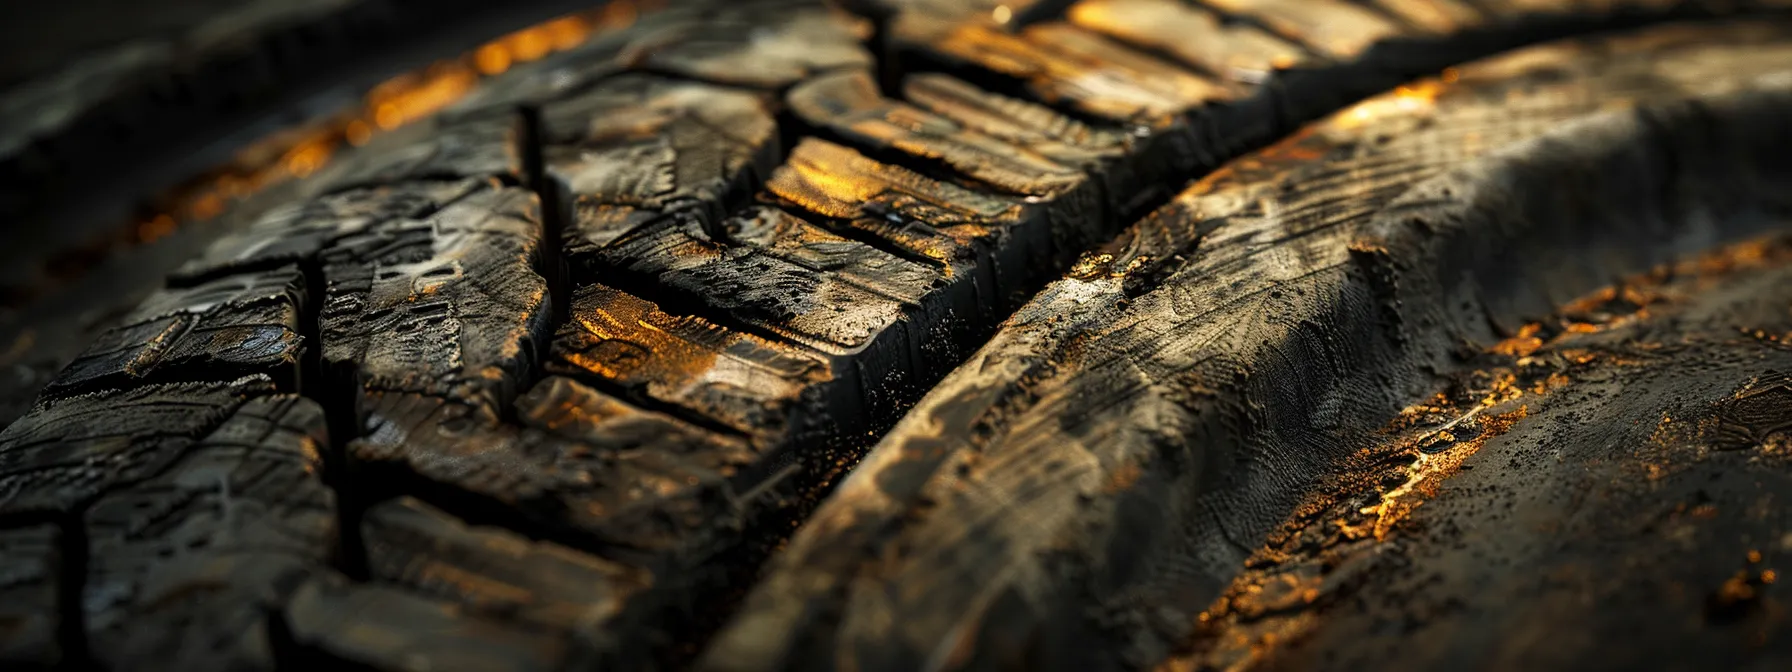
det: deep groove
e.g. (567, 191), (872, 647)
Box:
(293, 257), (367, 582)
(650, 437), (873, 671)
(516, 104), (573, 368)
(771, 106), (811, 179)
(793, 204), (958, 271)
(52, 510), (93, 672)
(1008, 0), (1082, 28)
(830, 0), (903, 97)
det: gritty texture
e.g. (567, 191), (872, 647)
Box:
(6, 1), (1792, 670)
(710, 21), (1792, 672)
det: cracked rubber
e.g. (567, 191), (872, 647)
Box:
(3, 1), (1792, 670)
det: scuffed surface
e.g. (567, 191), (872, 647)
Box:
(711, 22), (1792, 672)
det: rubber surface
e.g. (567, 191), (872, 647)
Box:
(2, 1), (1791, 670)
(717, 15), (1792, 672)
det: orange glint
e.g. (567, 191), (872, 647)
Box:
(191, 193), (226, 220)
(137, 215), (177, 243)
(474, 43), (512, 75)
(1491, 323), (1545, 358)
(1395, 81), (1444, 105)
(374, 103), (402, 130)
(281, 140), (334, 178)
(1335, 80), (1445, 129)
(599, 0), (639, 29)
(548, 16), (592, 50)
(510, 28), (553, 62)
(345, 120), (373, 146)
(374, 65), (479, 127)
(133, 2), (661, 240)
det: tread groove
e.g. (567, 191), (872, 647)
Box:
(53, 512), (92, 672)
(294, 255), (368, 582)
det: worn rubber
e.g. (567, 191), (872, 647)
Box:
(2, 1), (1791, 671)
(713, 15), (1792, 672)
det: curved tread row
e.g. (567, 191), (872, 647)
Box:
(709, 19), (1792, 672)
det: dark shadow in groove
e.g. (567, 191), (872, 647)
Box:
(294, 256), (368, 582)
(53, 510), (93, 672)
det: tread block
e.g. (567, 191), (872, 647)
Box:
(347, 375), (834, 661)
(0, 376), (278, 517)
(723, 206), (941, 309)
(318, 184), (549, 423)
(788, 70), (1085, 197)
(546, 284), (833, 440)
(308, 113), (528, 192)
(590, 215), (914, 353)
(899, 73), (1168, 252)
(285, 575), (572, 672)
(764, 139), (1053, 341)
(353, 381), (765, 556)
(901, 17), (1227, 122)
(1067, 0), (1307, 81)
(730, 205), (996, 397)
(82, 395), (335, 670)
(0, 524), (60, 666)
(540, 75), (780, 241)
(174, 179), (488, 284)
(578, 206), (964, 425)
(765, 138), (1021, 269)
(46, 267), (308, 397)
(361, 496), (649, 637)
(901, 73), (1128, 170)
